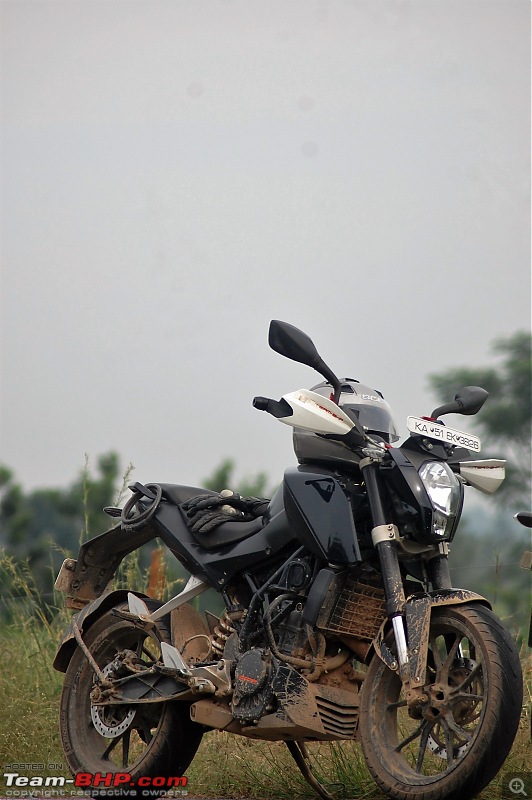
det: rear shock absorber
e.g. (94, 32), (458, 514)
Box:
(211, 607), (246, 656)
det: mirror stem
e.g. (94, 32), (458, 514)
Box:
(317, 360), (342, 403)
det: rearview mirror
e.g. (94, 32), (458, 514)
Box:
(268, 320), (342, 402)
(268, 320), (322, 369)
(431, 386), (489, 419)
(515, 511), (532, 529)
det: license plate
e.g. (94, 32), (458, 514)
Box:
(407, 417), (481, 452)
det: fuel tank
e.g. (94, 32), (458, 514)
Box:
(283, 466), (362, 565)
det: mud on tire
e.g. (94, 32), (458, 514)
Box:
(359, 603), (522, 800)
(59, 601), (203, 797)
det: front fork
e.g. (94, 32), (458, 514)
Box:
(360, 458), (410, 675)
(359, 456), (490, 716)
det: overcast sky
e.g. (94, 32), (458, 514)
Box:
(1, 0), (530, 501)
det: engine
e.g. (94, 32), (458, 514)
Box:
(232, 648), (275, 723)
(213, 559), (387, 727)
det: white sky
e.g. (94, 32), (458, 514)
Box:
(1, 0), (530, 496)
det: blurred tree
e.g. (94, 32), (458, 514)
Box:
(203, 457), (270, 497)
(0, 453), (122, 603)
(429, 331), (531, 507)
(447, 509), (530, 642)
(64, 452), (122, 543)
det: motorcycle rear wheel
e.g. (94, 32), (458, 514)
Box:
(59, 601), (203, 797)
(359, 603), (522, 800)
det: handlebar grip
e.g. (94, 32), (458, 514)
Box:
(252, 396), (293, 418)
(253, 396), (271, 411)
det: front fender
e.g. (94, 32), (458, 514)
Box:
(53, 589), (150, 674)
(370, 588), (491, 675)
(425, 588), (491, 610)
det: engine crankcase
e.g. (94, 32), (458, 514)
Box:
(231, 648), (274, 723)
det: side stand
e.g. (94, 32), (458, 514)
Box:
(285, 741), (335, 800)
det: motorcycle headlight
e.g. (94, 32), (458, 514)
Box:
(418, 461), (462, 539)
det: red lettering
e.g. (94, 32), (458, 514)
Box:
(113, 773), (131, 786)
(93, 773), (113, 787)
(316, 403), (344, 422)
(167, 777), (188, 787)
(238, 674), (258, 684)
(75, 774), (92, 787)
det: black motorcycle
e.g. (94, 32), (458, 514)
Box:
(54, 320), (523, 800)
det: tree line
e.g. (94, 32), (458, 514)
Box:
(0, 331), (530, 634)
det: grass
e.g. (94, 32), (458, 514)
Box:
(186, 697), (531, 800)
(0, 551), (530, 799)
(187, 736), (380, 799)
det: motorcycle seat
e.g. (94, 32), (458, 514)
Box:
(191, 516), (265, 549)
(158, 483), (266, 550)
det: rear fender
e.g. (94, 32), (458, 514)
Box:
(52, 589), (150, 673)
(369, 588), (491, 681)
(58, 522), (158, 609)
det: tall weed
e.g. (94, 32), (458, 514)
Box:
(0, 553), (529, 798)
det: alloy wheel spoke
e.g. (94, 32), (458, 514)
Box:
(386, 699), (408, 711)
(137, 723), (154, 744)
(437, 635), (461, 682)
(440, 719), (456, 767)
(429, 636), (444, 671)
(135, 637), (147, 658)
(450, 692), (483, 704)
(101, 735), (121, 760)
(415, 723), (432, 773)
(394, 721), (426, 753)
(141, 645), (158, 663)
(452, 661), (482, 693)
(463, 709), (482, 725)
(443, 711), (472, 744)
(121, 729), (131, 769)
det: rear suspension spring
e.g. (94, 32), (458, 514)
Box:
(211, 608), (246, 656)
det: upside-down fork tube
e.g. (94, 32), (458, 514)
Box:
(371, 588), (491, 688)
(360, 459), (409, 673)
(427, 553), (453, 589)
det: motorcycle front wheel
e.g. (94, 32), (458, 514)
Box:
(59, 601), (203, 796)
(359, 603), (522, 800)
